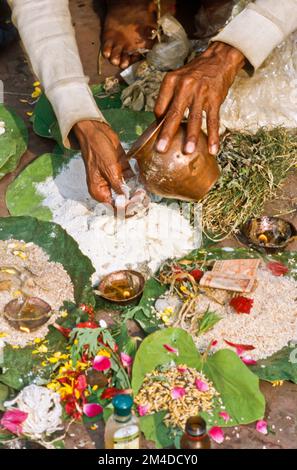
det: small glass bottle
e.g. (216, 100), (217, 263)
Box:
(104, 394), (140, 449)
(180, 416), (211, 450)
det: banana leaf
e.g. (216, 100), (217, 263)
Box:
(0, 216), (95, 304)
(132, 328), (265, 448)
(0, 105), (28, 179)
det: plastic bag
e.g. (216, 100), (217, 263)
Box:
(146, 14), (191, 71)
(221, 30), (297, 132)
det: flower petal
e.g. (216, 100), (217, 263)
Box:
(171, 387), (186, 400)
(93, 355), (111, 372)
(120, 352), (133, 368)
(229, 296), (253, 314)
(209, 426), (224, 444)
(240, 355), (257, 366)
(83, 403), (103, 418)
(0, 409), (28, 435)
(267, 261), (288, 277)
(256, 420), (268, 435)
(190, 269), (204, 282)
(138, 404), (150, 417)
(219, 411), (230, 422)
(163, 344), (179, 355)
(224, 339), (255, 351)
(195, 379), (209, 392)
(177, 366), (187, 373)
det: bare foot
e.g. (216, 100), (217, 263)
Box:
(102, 0), (157, 69)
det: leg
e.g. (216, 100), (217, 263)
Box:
(102, 0), (157, 69)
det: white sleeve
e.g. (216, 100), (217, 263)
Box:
(212, 0), (297, 69)
(9, 0), (107, 148)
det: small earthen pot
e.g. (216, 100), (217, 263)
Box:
(128, 120), (220, 201)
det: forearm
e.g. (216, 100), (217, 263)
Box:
(212, 0), (297, 69)
(9, 0), (106, 147)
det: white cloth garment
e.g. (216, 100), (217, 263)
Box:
(9, 0), (297, 145)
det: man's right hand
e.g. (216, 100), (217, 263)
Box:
(74, 121), (132, 204)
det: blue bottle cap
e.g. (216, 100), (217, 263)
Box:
(112, 394), (133, 417)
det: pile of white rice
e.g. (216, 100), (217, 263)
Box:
(195, 266), (297, 360)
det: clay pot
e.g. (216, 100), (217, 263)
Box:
(128, 120), (220, 201)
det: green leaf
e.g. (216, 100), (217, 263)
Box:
(32, 91), (154, 151)
(197, 308), (221, 335)
(0, 105), (28, 179)
(132, 328), (265, 447)
(140, 412), (173, 449)
(202, 349), (265, 427)
(0, 216), (95, 305)
(132, 328), (202, 394)
(250, 345), (297, 383)
(0, 383), (9, 410)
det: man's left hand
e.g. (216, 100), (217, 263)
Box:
(154, 41), (245, 156)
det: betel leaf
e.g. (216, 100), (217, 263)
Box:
(6, 153), (71, 220)
(32, 89), (154, 150)
(132, 328), (265, 447)
(250, 345), (297, 384)
(0, 216), (95, 305)
(0, 105), (28, 179)
(140, 412), (173, 449)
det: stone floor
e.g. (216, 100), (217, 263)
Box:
(0, 0), (297, 449)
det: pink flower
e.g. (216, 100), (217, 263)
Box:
(177, 366), (187, 373)
(256, 420), (268, 435)
(83, 403), (103, 418)
(209, 426), (224, 444)
(211, 340), (218, 347)
(137, 404), (150, 417)
(93, 355), (111, 372)
(171, 387), (186, 400)
(120, 352), (133, 368)
(163, 344), (179, 355)
(240, 355), (257, 366)
(219, 411), (230, 422)
(0, 409), (28, 435)
(195, 379), (209, 392)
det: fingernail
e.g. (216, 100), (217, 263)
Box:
(156, 138), (168, 152)
(210, 144), (218, 155)
(185, 142), (195, 154)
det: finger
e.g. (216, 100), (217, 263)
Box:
(206, 100), (220, 155)
(87, 169), (112, 204)
(154, 72), (177, 119)
(120, 52), (130, 69)
(156, 85), (190, 153)
(102, 39), (113, 59)
(184, 95), (204, 154)
(110, 45), (123, 66)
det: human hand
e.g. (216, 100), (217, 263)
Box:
(73, 121), (132, 204)
(154, 41), (245, 155)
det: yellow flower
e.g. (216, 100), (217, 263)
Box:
(96, 349), (111, 358)
(272, 380), (284, 387)
(31, 86), (42, 98)
(74, 339), (78, 345)
(47, 382), (60, 392)
(34, 338), (42, 344)
(26, 111), (33, 117)
(90, 424), (98, 431)
(60, 310), (68, 318)
(33, 81), (41, 87)
(41, 361), (47, 367)
(0, 332), (7, 339)
(92, 385), (98, 391)
(12, 345), (19, 349)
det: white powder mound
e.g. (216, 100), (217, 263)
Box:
(36, 156), (197, 284)
(194, 267), (297, 360)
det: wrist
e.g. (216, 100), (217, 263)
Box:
(205, 41), (246, 75)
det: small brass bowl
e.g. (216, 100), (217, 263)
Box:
(3, 296), (52, 332)
(239, 216), (297, 252)
(97, 270), (145, 306)
(128, 120), (220, 201)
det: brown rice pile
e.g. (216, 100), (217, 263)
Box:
(193, 266), (297, 360)
(0, 239), (74, 347)
(134, 364), (221, 429)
